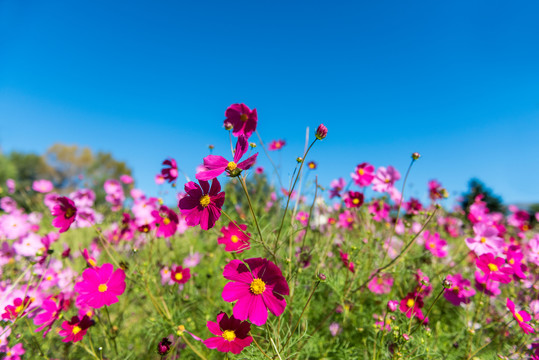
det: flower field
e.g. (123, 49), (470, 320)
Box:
(0, 104), (538, 359)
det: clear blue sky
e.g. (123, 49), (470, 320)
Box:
(1, 0), (538, 206)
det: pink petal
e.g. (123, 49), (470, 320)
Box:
(223, 260), (254, 283)
(248, 294), (268, 326)
(203, 155), (229, 170)
(263, 291), (287, 317)
(206, 321), (222, 336)
(233, 136), (249, 163)
(237, 153), (258, 170)
(222, 282), (251, 302)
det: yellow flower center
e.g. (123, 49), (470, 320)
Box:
(199, 195), (211, 207)
(65, 207), (75, 218)
(227, 161), (238, 171)
(488, 263), (499, 272)
(15, 305), (24, 313)
(429, 243), (435, 249)
(407, 298), (415, 308)
(240, 113), (248, 122)
(175, 273), (183, 281)
(98, 284), (108, 292)
(222, 330), (236, 341)
(480, 237), (487, 243)
(352, 198), (360, 205)
(384, 178), (390, 183)
(72, 325), (82, 335)
(509, 258), (515, 265)
(452, 286), (460, 293)
(377, 278), (384, 284)
(46, 276), (52, 281)
(347, 217), (353, 223)
(163, 218), (171, 225)
(231, 235), (239, 243)
(276, 143), (281, 148)
(89, 259), (96, 267)
(515, 313), (524, 322)
(523, 225), (529, 231)
(250, 278), (266, 295)
(358, 168), (365, 175)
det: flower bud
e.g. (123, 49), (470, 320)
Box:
(442, 278), (452, 289)
(157, 337), (172, 355)
(249, 142), (257, 148)
(412, 152), (421, 160)
(318, 273), (327, 281)
(224, 121), (233, 131)
(296, 157), (303, 163)
(315, 124), (328, 140)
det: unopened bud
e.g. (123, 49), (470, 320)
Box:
(224, 121), (233, 130)
(208, 144), (215, 150)
(296, 157), (303, 163)
(315, 124), (328, 140)
(412, 152), (421, 160)
(318, 273), (327, 281)
(442, 278), (452, 289)
(249, 142), (257, 148)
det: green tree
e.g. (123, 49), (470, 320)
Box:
(461, 178), (505, 216)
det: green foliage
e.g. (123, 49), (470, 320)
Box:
(460, 178), (505, 215)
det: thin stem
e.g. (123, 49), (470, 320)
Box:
(250, 332), (273, 360)
(352, 208), (438, 293)
(280, 280), (321, 353)
(103, 305), (119, 355)
(410, 285), (445, 335)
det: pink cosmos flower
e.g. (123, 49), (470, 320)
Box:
(120, 174), (133, 184)
(372, 166), (400, 193)
(428, 179), (444, 200)
(155, 174), (165, 185)
(465, 223), (504, 256)
(151, 205), (179, 238)
(161, 158), (178, 183)
(51, 197), (77, 233)
(222, 258), (289, 326)
(218, 222), (251, 253)
(178, 179), (225, 230)
(6, 179), (15, 193)
(34, 299), (62, 337)
(74, 263), (126, 309)
(506, 246), (527, 279)
(32, 179), (53, 193)
(296, 211), (309, 226)
(104, 179), (125, 211)
(268, 139), (286, 151)
(1, 343), (24, 360)
(368, 201), (390, 222)
(339, 250), (355, 273)
(329, 178), (346, 198)
(338, 210), (355, 229)
(70, 189), (96, 208)
(423, 230), (448, 258)
(507, 298), (534, 334)
(475, 253), (513, 283)
(474, 270), (501, 297)
(315, 124), (328, 140)
(443, 274), (476, 306)
(203, 312), (253, 354)
(171, 265), (191, 285)
(196, 135), (258, 181)
(59, 315), (94, 343)
(329, 322), (341, 336)
(368, 273), (394, 294)
(2, 297), (33, 322)
(351, 163), (375, 187)
(225, 103), (258, 138)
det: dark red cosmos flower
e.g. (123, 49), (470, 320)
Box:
(178, 179), (225, 231)
(204, 312), (253, 354)
(59, 315), (94, 343)
(171, 265), (191, 285)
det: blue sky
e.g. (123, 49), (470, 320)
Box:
(1, 0), (538, 206)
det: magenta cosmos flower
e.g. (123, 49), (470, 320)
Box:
(178, 179), (225, 230)
(423, 230), (448, 258)
(344, 191), (364, 208)
(268, 139), (286, 151)
(222, 258), (289, 326)
(51, 196), (77, 233)
(475, 253), (513, 284)
(399, 292), (427, 321)
(443, 273), (475, 306)
(372, 166), (400, 193)
(59, 315), (94, 343)
(74, 263), (126, 309)
(351, 163), (375, 187)
(161, 158), (178, 183)
(225, 103), (258, 138)
(218, 222), (251, 253)
(151, 205), (179, 238)
(196, 135), (258, 181)
(368, 273), (393, 294)
(203, 312), (253, 354)
(2, 297), (33, 322)
(34, 299), (62, 337)
(171, 265), (191, 285)
(507, 298), (534, 334)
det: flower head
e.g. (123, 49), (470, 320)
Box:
(59, 315), (94, 343)
(315, 124), (328, 140)
(197, 135), (258, 181)
(178, 178), (225, 230)
(344, 191), (364, 208)
(443, 274), (476, 306)
(161, 158), (178, 183)
(152, 205), (179, 238)
(203, 312), (253, 354)
(225, 103), (258, 138)
(171, 265), (191, 285)
(507, 298), (534, 334)
(32, 179), (53, 193)
(74, 263), (126, 309)
(351, 163), (375, 187)
(222, 258), (289, 326)
(218, 222), (251, 253)
(51, 197), (77, 233)
(476, 253), (513, 284)
(268, 139), (286, 151)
